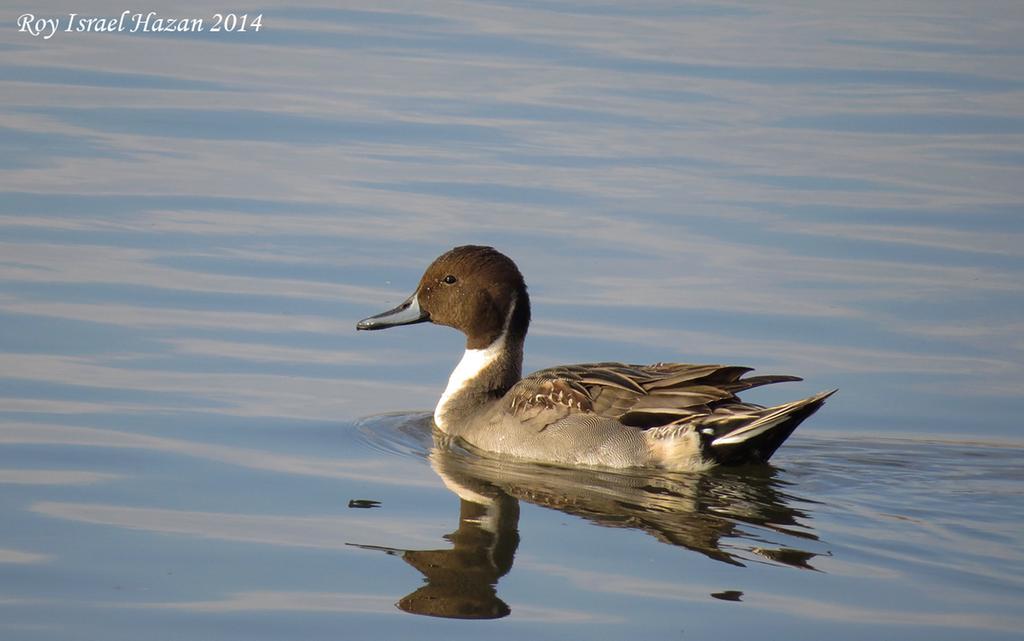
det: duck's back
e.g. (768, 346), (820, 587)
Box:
(450, 362), (830, 470)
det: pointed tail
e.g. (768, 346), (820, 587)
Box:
(709, 390), (837, 465)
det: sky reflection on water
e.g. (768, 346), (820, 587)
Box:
(1, 1), (1023, 639)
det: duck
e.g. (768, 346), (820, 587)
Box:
(357, 245), (834, 471)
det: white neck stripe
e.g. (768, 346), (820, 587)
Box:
(433, 295), (516, 431)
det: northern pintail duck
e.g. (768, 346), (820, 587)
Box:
(357, 245), (834, 471)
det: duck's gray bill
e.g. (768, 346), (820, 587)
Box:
(356, 293), (429, 330)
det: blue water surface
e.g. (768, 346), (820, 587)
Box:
(1, 1), (1022, 639)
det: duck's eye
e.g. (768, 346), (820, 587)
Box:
(442, 274), (458, 285)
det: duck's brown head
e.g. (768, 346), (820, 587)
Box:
(357, 245), (531, 349)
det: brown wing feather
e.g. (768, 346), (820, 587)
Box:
(506, 362), (803, 431)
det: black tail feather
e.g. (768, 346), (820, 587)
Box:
(709, 391), (835, 466)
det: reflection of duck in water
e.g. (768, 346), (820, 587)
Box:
(352, 494), (518, 619)
(350, 428), (823, 619)
(349, 449), (519, 619)
(357, 245), (834, 471)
